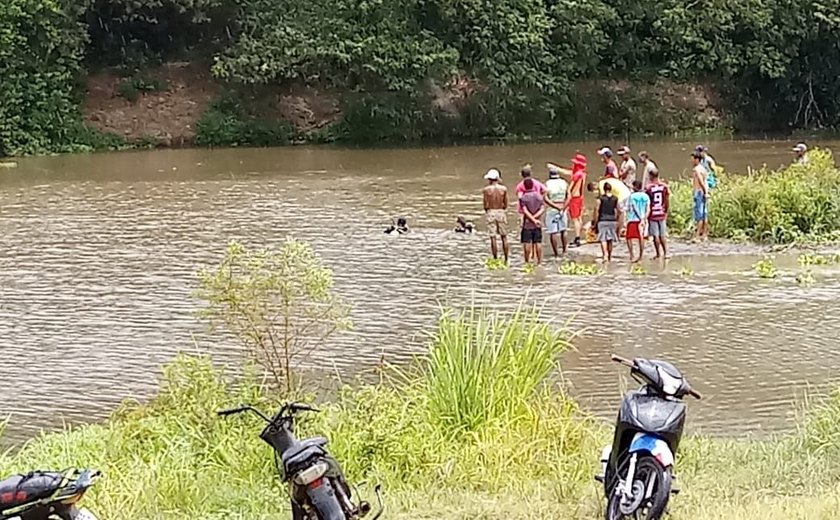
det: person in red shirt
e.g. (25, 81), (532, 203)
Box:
(645, 170), (670, 259)
(547, 153), (587, 248)
(597, 147), (619, 179)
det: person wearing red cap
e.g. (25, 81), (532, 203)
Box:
(547, 153), (588, 248)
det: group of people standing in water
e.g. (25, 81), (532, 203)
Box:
(481, 144), (723, 264)
(390, 141), (812, 265)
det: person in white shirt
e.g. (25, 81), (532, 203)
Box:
(617, 145), (637, 189)
(543, 165), (569, 256)
(638, 151), (659, 185)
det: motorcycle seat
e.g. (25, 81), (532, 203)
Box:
(0, 472), (63, 509)
(281, 437), (328, 469)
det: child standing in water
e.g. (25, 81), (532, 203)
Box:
(691, 152), (709, 242)
(625, 180), (651, 263)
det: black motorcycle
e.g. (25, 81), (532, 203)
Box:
(218, 402), (383, 520)
(0, 468), (101, 520)
(596, 355), (702, 520)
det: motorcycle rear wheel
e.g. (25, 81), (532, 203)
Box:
(605, 455), (671, 520)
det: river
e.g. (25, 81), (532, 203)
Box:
(1, 139), (839, 441)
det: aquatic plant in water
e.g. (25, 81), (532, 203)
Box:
(753, 258), (778, 279)
(484, 258), (508, 271)
(558, 261), (601, 276)
(630, 264), (647, 276)
(798, 253), (840, 266)
(679, 266), (695, 277)
(796, 269), (816, 286)
(522, 263), (537, 274)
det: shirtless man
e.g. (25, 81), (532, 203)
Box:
(691, 152), (709, 242)
(483, 168), (510, 262)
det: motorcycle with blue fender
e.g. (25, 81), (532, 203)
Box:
(596, 354), (702, 520)
(219, 402), (383, 520)
(0, 468), (101, 520)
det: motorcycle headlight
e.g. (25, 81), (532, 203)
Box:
(293, 461), (329, 485)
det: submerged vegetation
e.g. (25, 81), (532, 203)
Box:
(483, 258), (508, 271)
(670, 149), (840, 245)
(754, 258), (779, 279)
(4, 308), (840, 519)
(558, 261), (602, 276)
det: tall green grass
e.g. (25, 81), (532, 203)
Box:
(425, 307), (570, 433)
(669, 149), (840, 244)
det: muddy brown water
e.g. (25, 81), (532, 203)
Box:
(2, 139), (840, 442)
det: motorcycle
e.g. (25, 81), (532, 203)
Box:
(218, 402), (383, 520)
(596, 354), (702, 520)
(0, 468), (101, 520)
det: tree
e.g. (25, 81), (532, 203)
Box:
(197, 240), (351, 393)
(0, 0), (88, 156)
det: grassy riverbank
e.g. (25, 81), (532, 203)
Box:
(3, 308), (840, 519)
(668, 149), (840, 245)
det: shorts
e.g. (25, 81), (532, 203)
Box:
(521, 227), (543, 244)
(568, 196), (584, 219)
(693, 190), (708, 222)
(649, 219), (667, 238)
(546, 210), (568, 234)
(485, 209), (508, 236)
(626, 221), (642, 240)
(597, 221), (618, 242)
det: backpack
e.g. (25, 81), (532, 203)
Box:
(703, 159), (718, 190)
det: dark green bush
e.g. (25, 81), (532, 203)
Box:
(117, 76), (168, 102)
(195, 94), (294, 148)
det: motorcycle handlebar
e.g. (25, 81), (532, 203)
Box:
(217, 403), (319, 422)
(217, 406), (250, 417)
(289, 403), (320, 413)
(216, 405), (272, 422)
(688, 388), (703, 400)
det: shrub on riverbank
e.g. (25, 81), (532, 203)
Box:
(669, 149), (840, 244)
(195, 94), (295, 148)
(3, 307), (840, 519)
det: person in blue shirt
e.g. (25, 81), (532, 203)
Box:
(625, 180), (651, 263)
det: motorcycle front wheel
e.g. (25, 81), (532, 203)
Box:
(605, 455), (671, 520)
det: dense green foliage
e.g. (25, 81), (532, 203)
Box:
(195, 98), (295, 148)
(4, 0), (840, 153)
(0, 1), (89, 155)
(669, 149), (840, 244)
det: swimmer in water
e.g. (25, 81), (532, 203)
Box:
(384, 217), (409, 235)
(454, 216), (475, 233)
